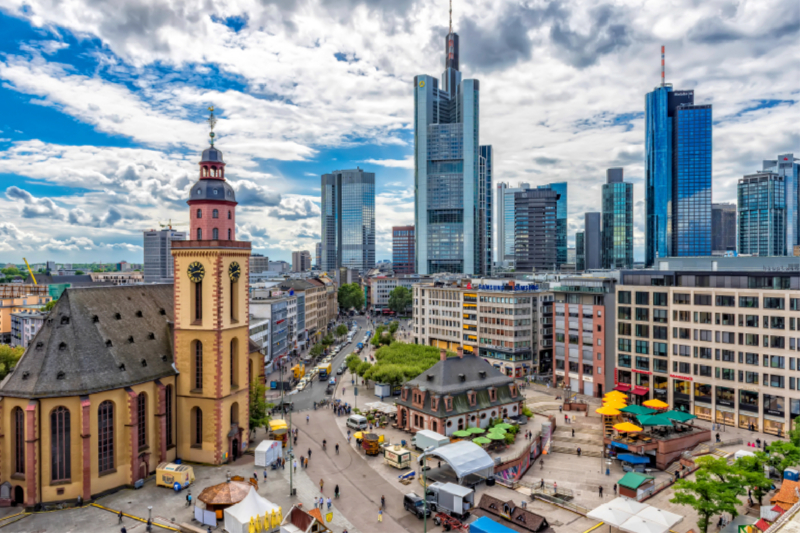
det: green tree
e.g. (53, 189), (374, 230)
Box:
(697, 456), (738, 484)
(1, 266), (21, 278)
(321, 334), (334, 347)
(388, 286), (412, 315)
(0, 345), (25, 380)
(355, 360), (372, 378)
(765, 440), (800, 475)
(310, 344), (324, 358)
(735, 454), (772, 505)
(335, 324), (348, 339)
(338, 283), (364, 310)
(670, 468), (740, 533)
(75, 270), (85, 275)
(42, 300), (57, 312)
(346, 354), (361, 375)
(248, 379), (273, 437)
(389, 321), (399, 335)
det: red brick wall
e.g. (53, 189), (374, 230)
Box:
(190, 202), (236, 241)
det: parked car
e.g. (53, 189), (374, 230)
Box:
(404, 493), (431, 519)
(336, 365), (345, 375)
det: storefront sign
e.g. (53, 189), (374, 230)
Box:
(632, 369), (652, 376)
(670, 374), (693, 382)
(555, 370), (565, 376)
(765, 409), (784, 417)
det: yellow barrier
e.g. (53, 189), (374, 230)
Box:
(581, 522), (605, 533)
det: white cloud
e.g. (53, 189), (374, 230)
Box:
(267, 195), (321, 221)
(363, 157), (414, 169)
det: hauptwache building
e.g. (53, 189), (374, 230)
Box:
(0, 127), (264, 507)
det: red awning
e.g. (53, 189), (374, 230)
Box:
(614, 384), (631, 392)
(631, 386), (649, 396)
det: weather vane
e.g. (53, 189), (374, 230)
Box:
(207, 106), (217, 146)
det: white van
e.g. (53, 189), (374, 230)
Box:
(346, 414), (368, 430)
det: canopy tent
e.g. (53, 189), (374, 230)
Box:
(664, 410), (696, 423)
(418, 441), (495, 482)
(635, 506), (683, 528)
(614, 422), (643, 432)
(607, 496), (650, 515)
(223, 487), (281, 533)
(254, 440), (283, 468)
(619, 515), (670, 533)
(617, 454), (649, 465)
(620, 405), (656, 416)
(586, 503), (633, 527)
(643, 399), (668, 409)
(636, 413), (674, 427)
(596, 406), (621, 416)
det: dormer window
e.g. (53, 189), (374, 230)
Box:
(488, 387), (497, 402)
(92, 315), (99, 323)
(114, 313), (121, 320)
(148, 332), (155, 340)
(510, 384), (518, 398)
(467, 390), (477, 407)
(444, 396), (453, 412)
(60, 316), (69, 325)
(135, 310), (143, 317)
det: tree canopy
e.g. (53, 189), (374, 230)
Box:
(248, 379), (273, 432)
(335, 324), (348, 338)
(388, 286), (412, 314)
(0, 345), (24, 381)
(360, 342), (455, 387)
(670, 462), (740, 533)
(338, 283), (364, 310)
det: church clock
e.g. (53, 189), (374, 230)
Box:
(187, 261), (205, 283)
(228, 261), (241, 282)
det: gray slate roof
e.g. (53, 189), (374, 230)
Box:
(405, 355), (512, 395)
(0, 284), (177, 399)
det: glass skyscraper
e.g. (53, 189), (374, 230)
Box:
(537, 182), (568, 267)
(321, 168), (376, 272)
(414, 23), (491, 275)
(495, 181), (530, 266)
(738, 172), (786, 256)
(645, 84), (712, 265)
(576, 232), (585, 271)
(602, 168), (633, 269)
(762, 154), (799, 255)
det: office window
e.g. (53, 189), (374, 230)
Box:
(635, 340), (649, 354)
(740, 296), (759, 308)
(635, 292), (649, 305)
(618, 307), (631, 320)
(618, 291), (631, 304)
(653, 293), (668, 306)
(716, 295), (735, 307)
(636, 308), (649, 321)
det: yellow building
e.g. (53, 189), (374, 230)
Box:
(0, 132), (262, 507)
(0, 293), (52, 342)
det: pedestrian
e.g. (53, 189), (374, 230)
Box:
(381, 495), (386, 509)
(320, 479), (324, 492)
(378, 508), (383, 523)
(559, 405), (563, 413)
(336, 443), (340, 454)
(335, 485), (340, 498)
(294, 460), (298, 472)
(577, 447), (581, 457)
(327, 497), (332, 510)
(572, 429), (575, 437)
(716, 432), (720, 443)
(599, 486), (603, 497)
(254, 471), (258, 481)
(307, 414), (310, 424)
(757, 438), (761, 449)
(146, 518), (153, 532)
(300, 455), (304, 468)
(718, 516), (724, 528)
(554, 481), (557, 493)
(564, 414), (568, 424)
(613, 484), (617, 495)
(186, 491), (192, 507)
(540, 478), (544, 489)
(319, 496), (324, 509)
(309, 448), (312, 459)
(118, 510), (124, 524)
(121, 528), (127, 533)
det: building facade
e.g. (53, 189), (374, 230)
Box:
(495, 182), (530, 267)
(9, 311), (47, 349)
(645, 82), (713, 265)
(551, 278), (616, 397)
(576, 232), (585, 272)
(738, 172), (786, 257)
(537, 183), (568, 267)
(321, 168), (376, 272)
(514, 189), (559, 272)
(414, 22), (491, 276)
(291, 250), (312, 272)
(764, 154), (799, 255)
(392, 226), (415, 275)
(616, 269), (800, 436)
(602, 168), (634, 269)
(584, 212), (602, 270)
(368, 275), (423, 314)
(315, 243), (322, 269)
(250, 254), (269, 273)
(711, 203), (737, 256)
(142, 228), (186, 283)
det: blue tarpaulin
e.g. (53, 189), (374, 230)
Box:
(611, 441), (628, 450)
(618, 453), (649, 464)
(470, 516), (516, 533)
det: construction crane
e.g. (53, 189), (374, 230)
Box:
(158, 219), (188, 229)
(23, 258), (37, 285)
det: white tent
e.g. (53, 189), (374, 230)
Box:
(607, 496), (650, 515)
(619, 515), (670, 533)
(418, 441), (495, 482)
(255, 440), (283, 468)
(635, 506), (683, 528)
(586, 503), (634, 527)
(224, 487), (280, 533)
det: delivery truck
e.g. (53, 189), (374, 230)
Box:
(318, 363), (332, 380)
(411, 430), (450, 452)
(425, 482), (475, 520)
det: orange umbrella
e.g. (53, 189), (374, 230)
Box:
(614, 422), (643, 432)
(596, 406), (621, 416)
(643, 399), (668, 409)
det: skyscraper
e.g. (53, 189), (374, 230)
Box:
(711, 203), (736, 255)
(315, 242), (322, 268)
(763, 154), (799, 255)
(738, 172), (786, 256)
(584, 212), (602, 270)
(392, 226), (415, 275)
(514, 188), (559, 271)
(321, 168), (376, 272)
(143, 227), (186, 283)
(292, 250), (312, 272)
(602, 168), (634, 269)
(495, 182), (530, 266)
(537, 182), (568, 267)
(414, 9), (491, 275)
(645, 48), (712, 265)
(576, 232), (585, 271)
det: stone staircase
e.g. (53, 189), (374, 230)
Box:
(550, 444), (603, 458)
(549, 425), (605, 458)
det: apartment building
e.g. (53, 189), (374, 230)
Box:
(10, 310), (48, 348)
(368, 275), (424, 313)
(412, 279), (543, 378)
(616, 269), (800, 436)
(0, 293), (52, 344)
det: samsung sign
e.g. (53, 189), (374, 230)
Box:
(469, 280), (540, 292)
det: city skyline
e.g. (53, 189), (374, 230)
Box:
(0, 0), (797, 264)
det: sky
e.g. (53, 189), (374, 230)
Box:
(0, 0), (798, 265)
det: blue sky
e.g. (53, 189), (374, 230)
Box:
(0, 0), (798, 264)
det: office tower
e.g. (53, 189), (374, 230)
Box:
(584, 212), (602, 270)
(514, 188), (559, 271)
(711, 203), (737, 255)
(315, 242), (322, 268)
(251, 253), (269, 273)
(537, 182), (568, 267)
(763, 154), (799, 254)
(495, 182), (530, 266)
(576, 232), (585, 271)
(143, 228), (186, 283)
(292, 250), (312, 272)
(645, 49), (712, 265)
(321, 168), (376, 272)
(738, 172), (786, 256)
(567, 248), (576, 264)
(602, 168), (634, 269)
(479, 145), (493, 276)
(414, 10), (490, 275)
(392, 226), (415, 274)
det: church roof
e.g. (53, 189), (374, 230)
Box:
(201, 146), (224, 163)
(188, 178), (236, 203)
(0, 284), (177, 399)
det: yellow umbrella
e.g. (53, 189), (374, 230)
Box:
(604, 390), (628, 400)
(614, 422), (643, 432)
(643, 399), (668, 409)
(603, 401), (627, 410)
(353, 431), (364, 439)
(596, 405), (621, 416)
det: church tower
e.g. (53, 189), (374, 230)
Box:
(172, 107), (251, 464)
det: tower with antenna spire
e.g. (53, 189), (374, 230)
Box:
(645, 46), (713, 265)
(413, 0), (492, 276)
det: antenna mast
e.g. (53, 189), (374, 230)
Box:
(449, 0), (452, 35)
(661, 45), (665, 87)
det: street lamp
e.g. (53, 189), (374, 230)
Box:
(279, 363), (295, 497)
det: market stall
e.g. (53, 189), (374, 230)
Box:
(255, 440), (283, 468)
(223, 487), (281, 533)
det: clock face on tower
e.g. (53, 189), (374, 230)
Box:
(187, 261), (205, 283)
(228, 261), (241, 282)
